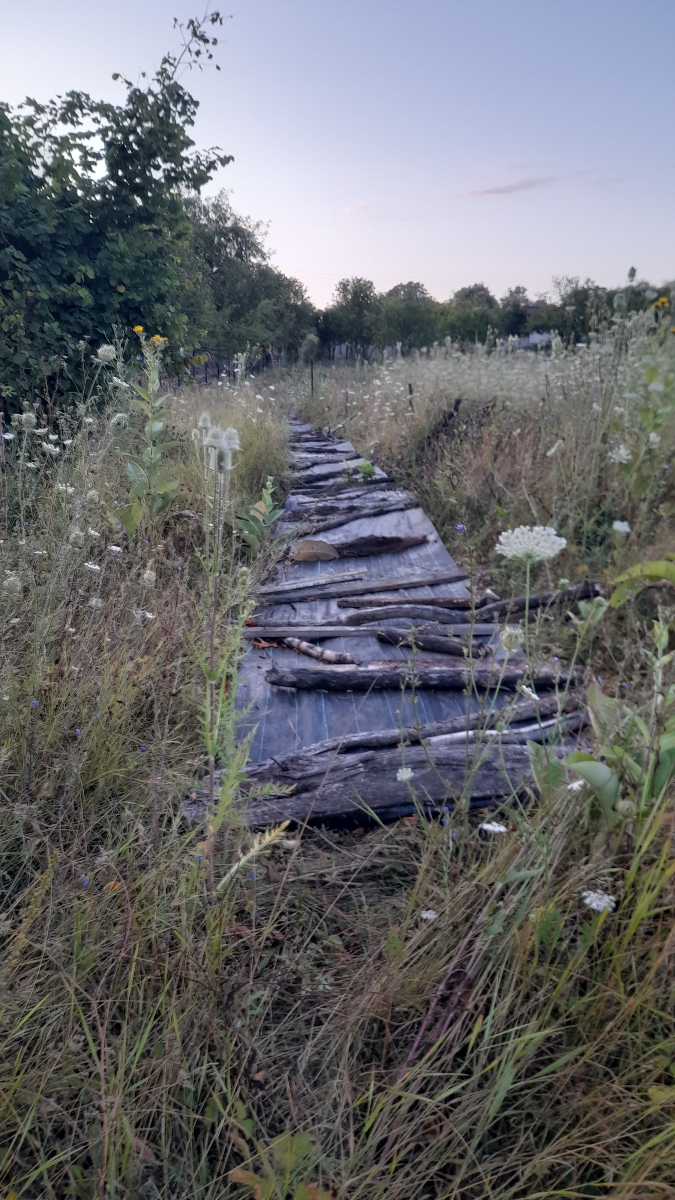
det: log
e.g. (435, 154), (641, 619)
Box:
(290, 451), (360, 468)
(281, 637), (360, 665)
(338, 603), (483, 625)
(376, 630), (475, 657)
(253, 568), (469, 605)
(290, 460), (370, 482)
(242, 742), (546, 825)
(242, 692), (581, 761)
(244, 624), (497, 639)
(281, 496), (417, 535)
(478, 581), (602, 619)
(337, 594), (485, 610)
(331, 533), (427, 559)
(258, 569), (366, 596)
(265, 660), (568, 692)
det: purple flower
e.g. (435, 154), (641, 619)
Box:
(141, 746), (147, 752)
(31, 700), (39, 707)
(74, 729), (81, 736)
(83, 877), (90, 887)
(197, 855), (203, 863)
(455, 523), (466, 532)
(249, 871), (256, 879)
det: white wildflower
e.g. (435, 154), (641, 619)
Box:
(495, 525), (567, 564)
(84, 562), (101, 572)
(25, 462), (37, 469)
(499, 625), (525, 654)
(41, 443), (60, 455)
(396, 766), (414, 782)
(608, 444), (632, 464)
(546, 439), (565, 457)
(112, 377), (130, 389)
(56, 484), (76, 495)
(108, 544), (122, 554)
(33, 550), (47, 556)
(143, 610), (156, 620)
(62, 439), (73, 446)
(479, 821), (508, 834)
(649, 431), (661, 447)
(34, 428), (48, 435)
(142, 568), (156, 586)
(86, 489), (99, 503)
(48, 433), (58, 441)
(592, 402), (602, 413)
(88, 596), (104, 610)
(88, 528), (100, 539)
(420, 909), (438, 921)
(567, 778), (584, 792)
(612, 520), (631, 534)
(83, 417), (95, 426)
(109, 412), (128, 428)
(2, 432), (15, 441)
(581, 890), (616, 913)
(96, 344), (117, 363)
(519, 685), (539, 702)
(2, 573), (22, 599)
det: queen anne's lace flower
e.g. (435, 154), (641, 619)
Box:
(396, 767), (413, 782)
(612, 520), (631, 534)
(499, 625), (525, 654)
(479, 821), (508, 834)
(495, 525), (567, 563)
(96, 344), (117, 363)
(581, 890), (616, 913)
(608, 444), (631, 464)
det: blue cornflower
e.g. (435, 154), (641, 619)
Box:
(455, 523), (466, 532)
(249, 871), (255, 879)
(31, 700), (39, 707)
(197, 855), (203, 863)
(74, 729), (81, 736)
(140, 746), (147, 752)
(83, 877), (90, 887)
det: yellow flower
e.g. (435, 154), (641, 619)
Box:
(149, 334), (166, 345)
(652, 297), (669, 308)
(133, 325), (144, 333)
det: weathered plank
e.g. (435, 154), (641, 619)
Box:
(254, 568), (469, 605)
(244, 624), (497, 638)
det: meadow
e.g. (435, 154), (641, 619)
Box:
(2, 307), (675, 1199)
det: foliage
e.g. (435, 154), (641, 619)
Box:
(118, 331), (182, 536)
(0, 13), (230, 411)
(235, 476), (284, 555)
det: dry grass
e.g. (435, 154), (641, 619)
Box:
(2, 321), (675, 1198)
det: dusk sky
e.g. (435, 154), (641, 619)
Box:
(3, 0), (674, 306)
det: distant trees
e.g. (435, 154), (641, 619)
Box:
(183, 192), (314, 364)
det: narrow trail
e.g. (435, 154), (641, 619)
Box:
(235, 418), (581, 825)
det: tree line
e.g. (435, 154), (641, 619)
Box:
(1, 12), (671, 413)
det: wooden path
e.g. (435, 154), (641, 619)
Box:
(234, 419), (581, 827)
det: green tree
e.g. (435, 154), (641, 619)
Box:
(324, 277), (382, 357)
(380, 281), (442, 352)
(0, 12), (230, 412)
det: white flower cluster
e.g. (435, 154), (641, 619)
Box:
(608, 444), (631, 464)
(581, 890), (616, 913)
(495, 525), (567, 564)
(612, 520), (631, 534)
(96, 344), (117, 363)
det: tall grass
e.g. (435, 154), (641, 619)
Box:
(2, 318), (675, 1197)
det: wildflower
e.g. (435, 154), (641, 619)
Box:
(495, 525), (567, 564)
(142, 568), (156, 586)
(34, 428), (48, 434)
(88, 528), (100, 539)
(69, 529), (85, 548)
(74, 728), (81, 736)
(520, 685), (539, 702)
(420, 909), (438, 921)
(479, 821), (508, 834)
(56, 484), (75, 495)
(567, 778), (584, 792)
(83, 877), (90, 887)
(109, 412), (128, 428)
(112, 377), (130, 389)
(592, 402), (601, 412)
(2, 573), (21, 599)
(108, 545), (122, 554)
(612, 520), (631, 534)
(204, 424), (241, 472)
(2, 432), (14, 441)
(62, 439), (73, 446)
(649, 431), (661, 447)
(48, 433), (58, 441)
(83, 418), (95, 426)
(31, 699), (39, 707)
(396, 766), (414, 783)
(41, 443), (60, 455)
(608, 444), (631, 464)
(546, 439), (565, 457)
(86, 489), (99, 503)
(455, 523), (466, 532)
(84, 562), (100, 572)
(89, 597), (104, 610)
(500, 625), (525, 654)
(581, 890), (616, 913)
(25, 462), (37, 469)
(96, 344), (117, 363)
(133, 325), (144, 333)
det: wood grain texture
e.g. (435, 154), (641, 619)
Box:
(265, 660), (567, 692)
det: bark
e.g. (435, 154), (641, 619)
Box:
(265, 660), (569, 692)
(253, 568), (468, 605)
(281, 637), (360, 664)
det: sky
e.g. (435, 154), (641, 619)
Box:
(2, 0), (674, 306)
